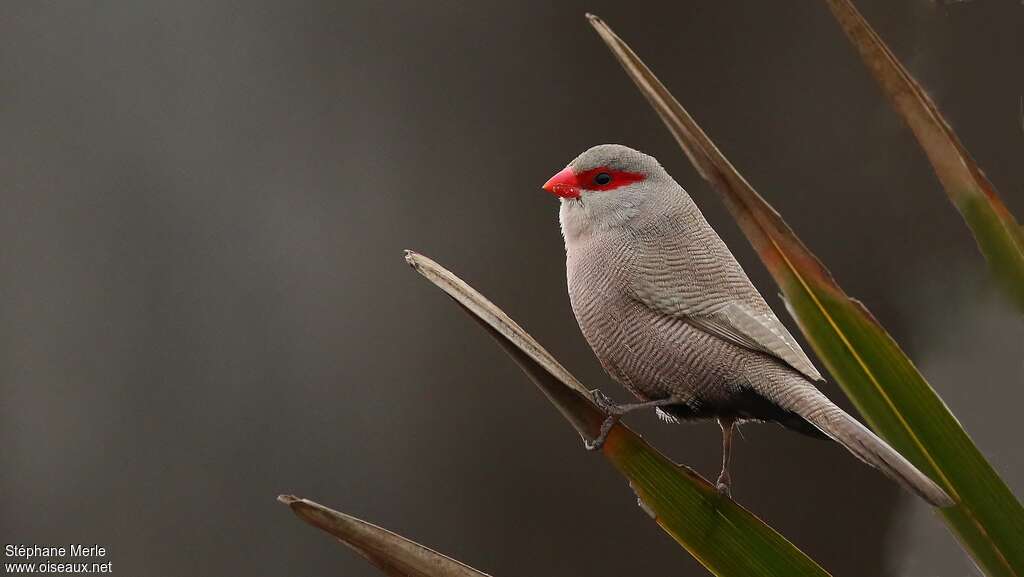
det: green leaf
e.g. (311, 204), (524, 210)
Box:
(278, 495), (493, 577)
(405, 251), (831, 577)
(823, 0), (1024, 310)
(585, 14), (1024, 577)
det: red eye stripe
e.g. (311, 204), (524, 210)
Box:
(576, 166), (645, 191)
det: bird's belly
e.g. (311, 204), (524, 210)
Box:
(573, 292), (746, 408)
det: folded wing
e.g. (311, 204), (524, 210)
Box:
(629, 219), (823, 382)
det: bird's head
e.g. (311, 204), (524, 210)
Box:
(543, 144), (670, 240)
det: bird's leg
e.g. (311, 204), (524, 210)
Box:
(716, 416), (737, 496)
(584, 390), (681, 451)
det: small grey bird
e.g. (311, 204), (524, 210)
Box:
(542, 143), (953, 507)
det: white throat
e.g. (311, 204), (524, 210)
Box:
(559, 192), (642, 245)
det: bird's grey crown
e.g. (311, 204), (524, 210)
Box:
(569, 144), (664, 175)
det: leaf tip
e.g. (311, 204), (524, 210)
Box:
(277, 494), (301, 506)
(404, 249), (423, 271)
(585, 12), (612, 38)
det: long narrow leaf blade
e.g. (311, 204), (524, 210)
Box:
(823, 0), (1024, 310)
(278, 495), (493, 577)
(405, 251), (830, 577)
(586, 14), (1024, 577)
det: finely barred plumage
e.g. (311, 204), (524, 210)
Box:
(552, 144), (952, 507)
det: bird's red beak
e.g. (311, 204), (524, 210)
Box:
(542, 166), (581, 199)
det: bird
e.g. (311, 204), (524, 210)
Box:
(541, 143), (953, 507)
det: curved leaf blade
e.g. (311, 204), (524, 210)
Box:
(585, 14), (1024, 577)
(405, 251), (830, 577)
(823, 0), (1024, 310)
(278, 495), (493, 577)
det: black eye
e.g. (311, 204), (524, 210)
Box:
(594, 172), (612, 185)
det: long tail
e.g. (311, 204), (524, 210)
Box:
(770, 381), (954, 507)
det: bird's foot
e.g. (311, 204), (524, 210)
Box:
(715, 471), (732, 498)
(583, 414), (619, 451)
(589, 388), (623, 415)
(584, 390), (684, 451)
(583, 390), (625, 450)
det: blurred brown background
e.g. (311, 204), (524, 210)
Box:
(0, 1), (1021, 575)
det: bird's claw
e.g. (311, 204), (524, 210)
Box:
(582, 390), (620, 451)
(589, 389), (621, 415)
(715, 472), (732, 498)
(583, 414), (619, 451)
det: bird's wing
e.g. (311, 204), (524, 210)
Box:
(688, 304), (823, 382)
(629, 221), (823, 382)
